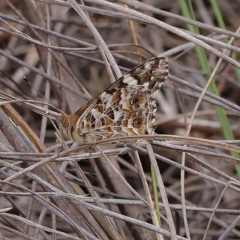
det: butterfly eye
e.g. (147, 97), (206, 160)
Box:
(56, 115), (70, 129)
(133, 118), (142, 128)
(61, 118), (70, 129)
(131, 97), (140, 105)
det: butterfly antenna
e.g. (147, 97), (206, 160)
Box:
(0, 90), (63, 119)
(23, 76), (46, 100)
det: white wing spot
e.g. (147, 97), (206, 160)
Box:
(144, 62), (151, 69)
(100, 92), (106, 98)
(128, 80), (138, 85)
(92, 108), (101, 118)
(114, 110), (123, 121)
(101, 93), (112, 103)
(123, 74), (136, 84)
(143, 82), (149, 89)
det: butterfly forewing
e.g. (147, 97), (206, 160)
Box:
(59, 57), (169, 144)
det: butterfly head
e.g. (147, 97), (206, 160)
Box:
(55, 114), (94, 144)
(55, 114), (73, 140)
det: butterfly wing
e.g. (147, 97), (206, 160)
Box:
(69, 57), (169, 143)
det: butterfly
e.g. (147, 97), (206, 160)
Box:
(0, 57), (168, 144)
(56, 57), (169, 144)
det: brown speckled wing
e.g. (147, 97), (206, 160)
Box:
(58, 57), (169, 144)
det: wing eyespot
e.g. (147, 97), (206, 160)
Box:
(131, 97), (140, 105)
(133, 118), (142, 128)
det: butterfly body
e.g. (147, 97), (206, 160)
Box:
(57, 57), (169, 144)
